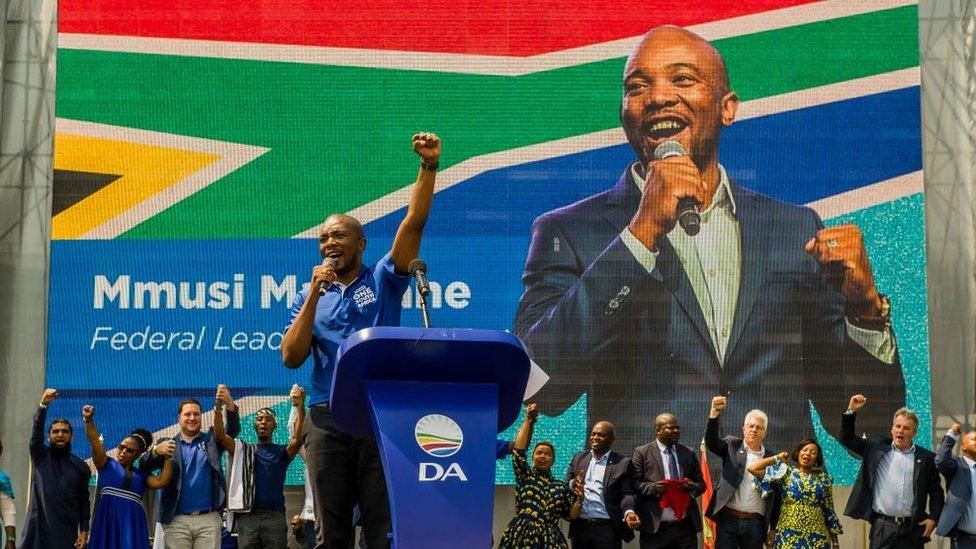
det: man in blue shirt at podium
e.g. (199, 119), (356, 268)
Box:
(281, 132), (441, 549)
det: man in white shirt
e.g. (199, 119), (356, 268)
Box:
(704, 395), (780, 548)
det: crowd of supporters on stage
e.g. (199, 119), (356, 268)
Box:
(2, 386), (975, 549)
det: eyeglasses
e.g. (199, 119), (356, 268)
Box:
(117, 444), (142, 455)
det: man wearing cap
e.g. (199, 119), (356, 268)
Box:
(215, 385), (306, 549)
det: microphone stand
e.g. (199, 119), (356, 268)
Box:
(417, 288), (432, 328)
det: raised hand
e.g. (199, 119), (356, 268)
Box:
(950, 423), (962, 436)
(412, 132), (441, 165)
(525, 402), (539, 422)
(40, 388), (58, 406)
(848, 394), (868, 413)
(804, 225), (882, 317)
(710, 395), (727, 417)
(216, 384), (235, 410)
(290, 384), (306, 406)
(82, 405), (95, 421)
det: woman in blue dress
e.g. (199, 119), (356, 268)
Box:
(748, 437), (842, 549)
(82, 404), (173, 549)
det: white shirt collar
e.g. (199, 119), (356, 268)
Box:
(630, 162), (737, 216)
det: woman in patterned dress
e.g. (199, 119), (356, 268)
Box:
(748, 437), (842, 549)
(82, 405), (173, 549)
(499, 403), (581, 549)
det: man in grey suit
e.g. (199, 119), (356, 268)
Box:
(935, 423), (976, 548)
(704, 396), (780, 548)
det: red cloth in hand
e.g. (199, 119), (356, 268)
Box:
(658, 479), (692, 520)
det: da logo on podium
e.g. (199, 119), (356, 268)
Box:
(415, 414), (468, 482)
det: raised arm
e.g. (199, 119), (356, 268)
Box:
(935, 424), (961, 477)
(705, 396), (729, 458)
(513, 403), (538, 451)
(30, 389), (58, 462)
(286, 385), (306, 460)
(81, 405), (107, 469)
(748, 452), (788, 479)
(213, 400), (236, 455)
(389, 132), (440, 273)
(839, 394), (869, 457)
(145, 457), (173, 490)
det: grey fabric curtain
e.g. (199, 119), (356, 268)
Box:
(0, 0), (57, 536)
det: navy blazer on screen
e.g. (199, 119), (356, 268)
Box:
(631, 441), (705, 534)
(566, 449), (636, 543)
(513, 169), (905, 453)
(703, 416), (780, 533)
(934, 433), (975, 538)
(840, 411), (943, 525)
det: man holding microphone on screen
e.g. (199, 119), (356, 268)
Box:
(281, 132), (440, 549)
(514, 25), (903, 454)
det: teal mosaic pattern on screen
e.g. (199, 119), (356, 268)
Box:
(815, 192), (929, 485)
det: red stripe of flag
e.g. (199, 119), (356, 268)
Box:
(700, 440), (716, 549)
(59, 0), (823, 57)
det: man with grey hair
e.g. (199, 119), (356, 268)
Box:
(704, 395), (780, 548)
(842, 394), (944, 548)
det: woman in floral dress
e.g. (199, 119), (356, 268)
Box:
(748, 437), (842, 549)
(499, 403), (581, 549)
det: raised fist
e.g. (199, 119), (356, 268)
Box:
(848, 394), (868, 412)
(82, 405), (95, 420)
(950, 423), (963, 436)
(40, 388), (58, 406)
(290, 384), (306, 406)
(711, 396), (727, 415)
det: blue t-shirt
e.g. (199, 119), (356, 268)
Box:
(176, 437), (214, 515)
(287, 252), (410, 405)
(252, 444), (291, 511)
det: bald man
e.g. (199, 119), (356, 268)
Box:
(514, 24), (904, 454)
(566, 421), (638, 548)
(281, 133), (441, 548)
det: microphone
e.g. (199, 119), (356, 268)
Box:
(407, 258), (432, 328)
(318, 257), (337, 296)
(407, 259), (430, 297)
(653, 140), (701, 236)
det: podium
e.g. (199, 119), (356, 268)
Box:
(331, 326), (531, 549)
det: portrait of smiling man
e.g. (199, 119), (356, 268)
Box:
(513, 25), (906, 454)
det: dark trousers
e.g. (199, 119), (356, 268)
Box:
(715, 512), (765, 549)
(639, 518), (697, 549)
(869, 516), (925, 549)
(305, 404), (391, 549)
(953, 538), (976, 549)
(570, 519), (621, 549)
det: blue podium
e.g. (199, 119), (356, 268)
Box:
(331, 326), (531, 549)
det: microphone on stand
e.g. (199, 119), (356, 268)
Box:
(408, 258), (432, 328)
(653, 140), (701, 236)
(318, 257), (337, 296)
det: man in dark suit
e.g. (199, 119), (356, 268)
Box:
(566, 421), (640, 549)
(513, 25), (904, 453)
(704, 396), (780, 548)
(631, 413), (704, 548)
(934, 423), (976, 547)
(841, 394), (944, 548)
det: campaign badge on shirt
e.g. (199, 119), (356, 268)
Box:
(352, 285), (377, 311)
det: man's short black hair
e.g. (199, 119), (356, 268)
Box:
(177, 397), (202, 415)
(49, 418), (72, 433)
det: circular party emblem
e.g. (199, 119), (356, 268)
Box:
(414, 414), (463, 458)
